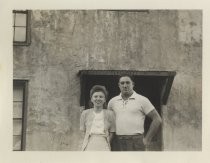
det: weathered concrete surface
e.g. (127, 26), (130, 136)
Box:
(13, 10), (202, 150)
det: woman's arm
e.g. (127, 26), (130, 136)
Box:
(80, 111), (86, 135)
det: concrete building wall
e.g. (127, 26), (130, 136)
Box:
(13, 10), (202, 150)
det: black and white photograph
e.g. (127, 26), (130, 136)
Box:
(12, 9), (202, 151)
(0, 0), (210, 163)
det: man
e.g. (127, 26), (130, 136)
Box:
(108, 74), (162, 151)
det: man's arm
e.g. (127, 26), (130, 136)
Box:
(143, 109), (162, 146)
(108, 108), (116, 143)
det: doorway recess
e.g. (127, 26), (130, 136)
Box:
(78, 70), (176, 151)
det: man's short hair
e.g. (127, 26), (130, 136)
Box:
(118, 73), (135, 83)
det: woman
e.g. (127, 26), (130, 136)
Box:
(80, 85), (116, 151)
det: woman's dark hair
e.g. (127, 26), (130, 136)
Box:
(89, 85), (108, 109)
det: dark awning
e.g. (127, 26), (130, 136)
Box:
(78, 70), (176, 77)
(78, 70), (176, 105)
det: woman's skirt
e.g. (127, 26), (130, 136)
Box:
(85, 134), (110, 151)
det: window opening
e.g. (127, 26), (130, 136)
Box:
(13, 80), (28, 151)
(13, 10), (31, 46)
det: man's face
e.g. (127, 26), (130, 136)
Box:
(118, 76), (134, 95)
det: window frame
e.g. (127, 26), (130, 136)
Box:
(13, 10), (31, 46)
(13, 79), (29, 151)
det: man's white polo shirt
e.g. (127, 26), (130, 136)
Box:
(108, 91), (154, 135)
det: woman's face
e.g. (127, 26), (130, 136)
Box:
(91, 91), (106, 108)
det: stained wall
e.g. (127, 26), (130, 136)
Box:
(13, 10), (202, 150)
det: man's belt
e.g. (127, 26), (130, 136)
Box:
(116, 134), (143, 140)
